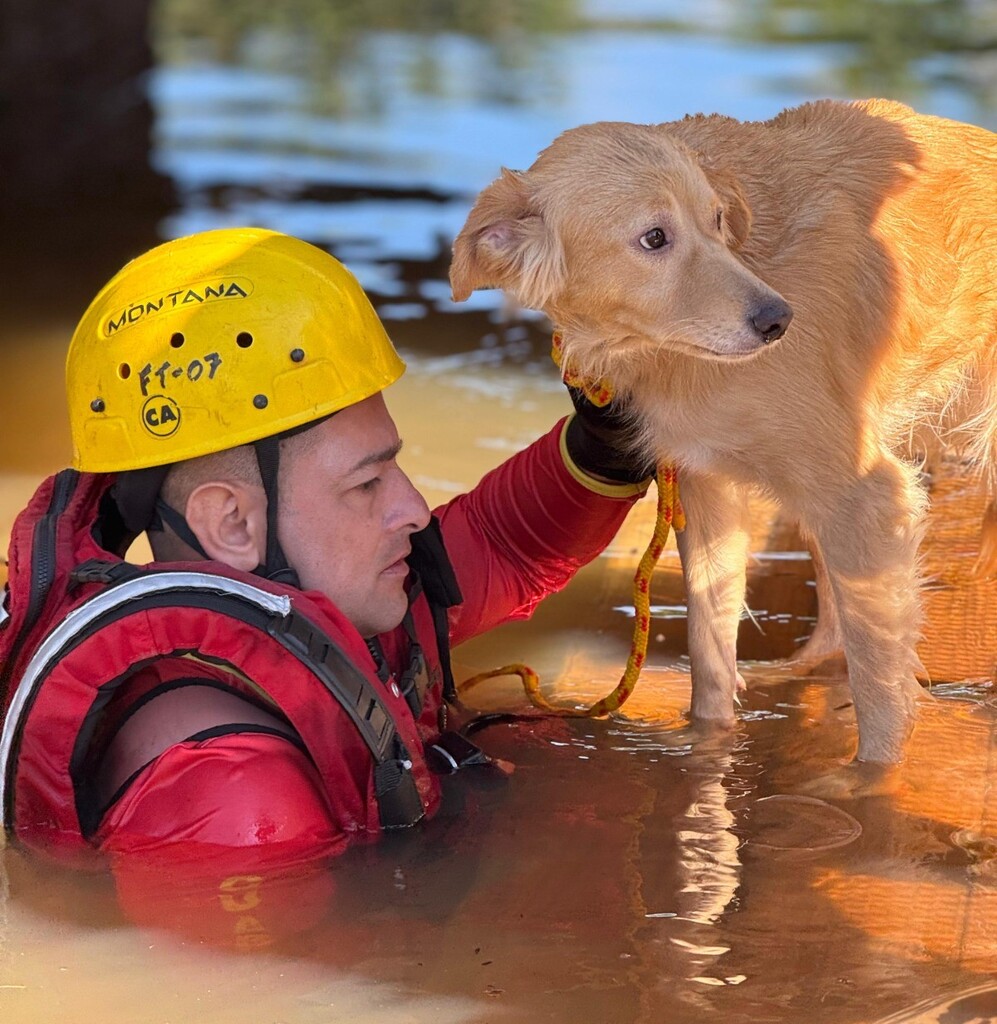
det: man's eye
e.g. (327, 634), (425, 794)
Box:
(358, 477), (380, 493)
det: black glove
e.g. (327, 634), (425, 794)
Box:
(563, 384), (655, 485)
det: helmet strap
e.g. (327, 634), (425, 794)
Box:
(153, 498), (211, 561)
(117, 417), (336, 587)
(150, 441), (301, 589)
(252, 436), (302, 588)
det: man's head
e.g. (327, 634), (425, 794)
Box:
(67, 228), (428, 635)
(150, 393), (430, 636)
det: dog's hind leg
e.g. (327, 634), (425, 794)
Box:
(803, 453), (927, 763)
(675, 470), (751, 724)
(791, 539), (845, 667)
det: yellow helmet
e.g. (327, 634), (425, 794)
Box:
(66, 227), (405, 473)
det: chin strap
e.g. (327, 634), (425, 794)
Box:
(147, 417), (338, 589)
(150, 440), (300, 588)
(152, 499), (210, 560)
(250, 436), (301, 587)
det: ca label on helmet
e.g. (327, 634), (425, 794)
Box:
(141, 395), (182, 438)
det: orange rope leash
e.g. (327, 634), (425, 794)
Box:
(458, 332), (684, 718)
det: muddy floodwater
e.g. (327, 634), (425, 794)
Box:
(3, 326), (997, 1024)
(4, 2), (997, 1021)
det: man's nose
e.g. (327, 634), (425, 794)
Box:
(396, 472), (431, 533)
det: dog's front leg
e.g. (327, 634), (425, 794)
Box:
(804, 455), (926, 763)
(675, 470), (751, 724)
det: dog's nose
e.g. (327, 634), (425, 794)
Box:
(749, 298), (793, 344)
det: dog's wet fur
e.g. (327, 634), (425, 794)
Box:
(451, 99), (997, 764)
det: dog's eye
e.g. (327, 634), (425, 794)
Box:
(715, 209), (724, 231)
(640, 228), (668, 250)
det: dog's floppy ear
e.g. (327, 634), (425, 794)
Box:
(450, 168), (564, 309)
(702, 162), (752, 249)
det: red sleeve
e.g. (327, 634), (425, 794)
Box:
(435, 416), (646, 646)
(96, 732), (346, 858)
(99, 734), (340, 949)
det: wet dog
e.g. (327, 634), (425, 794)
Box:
(449, 99), (997, 764)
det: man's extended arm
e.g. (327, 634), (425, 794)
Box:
(435, 417), (648, 647)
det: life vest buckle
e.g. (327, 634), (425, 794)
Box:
(69, 559), (144, 588)
(374, 752), (426, 830)
(397, 642), (427, 717)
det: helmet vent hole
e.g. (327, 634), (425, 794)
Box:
(118, 363), (131, 379)
(237, 332), (254, 348)
(170, 332), (185, 348)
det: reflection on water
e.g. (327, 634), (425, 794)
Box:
(4, 2), (997, 1022)
(5, 351), (997, 1023)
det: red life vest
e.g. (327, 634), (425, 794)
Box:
(0, 470), (465, 866)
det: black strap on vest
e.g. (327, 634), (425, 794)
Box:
(407, 518), (463, 704)
(6, 561), (425, 832)
(366, 609), (428, 720)
(397, 612), (428, 717)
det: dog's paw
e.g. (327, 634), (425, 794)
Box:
(689, 666), (746, 719)
(794, 761), (903, 801)
(688, 706), (739, 730)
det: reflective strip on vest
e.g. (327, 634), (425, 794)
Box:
(0, 572), (293, 823)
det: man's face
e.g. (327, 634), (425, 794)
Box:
(277, 393), (431, 637)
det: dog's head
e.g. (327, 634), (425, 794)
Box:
(450, 122), (792, 372)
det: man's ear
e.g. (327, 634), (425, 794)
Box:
(450, 167), (564, 310)
(701, 161), (752, 249)
(184, 480), (267, 572)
